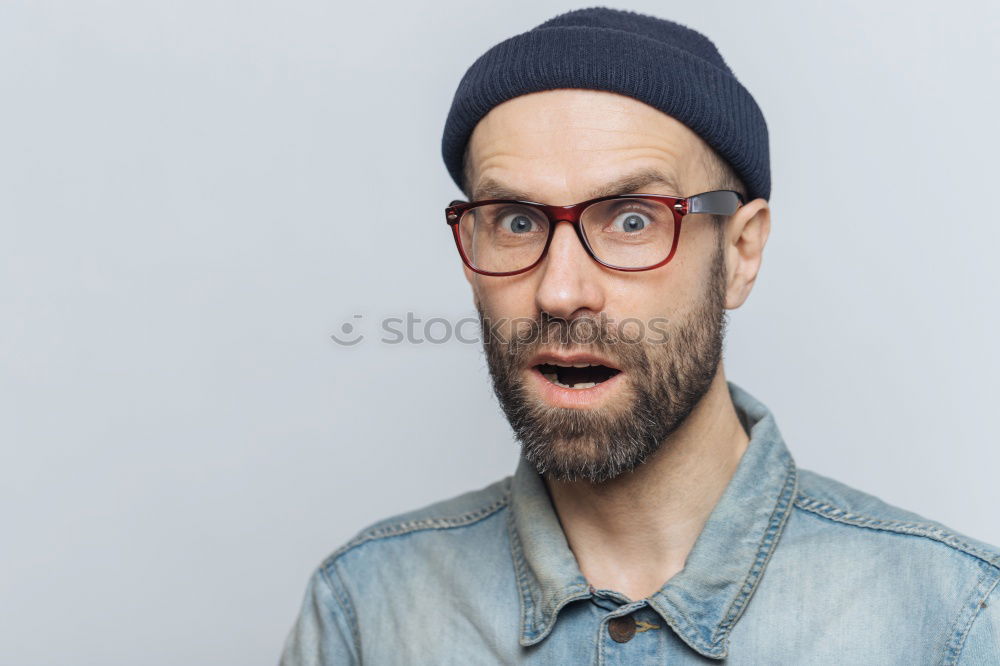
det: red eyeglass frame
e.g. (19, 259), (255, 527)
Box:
(445, 189), (744, 276)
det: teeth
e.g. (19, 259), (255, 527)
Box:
(543, 373), (573, 389)
(538, 363), (608, 390)
(542, 374), (598, 390)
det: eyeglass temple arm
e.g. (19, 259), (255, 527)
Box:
(687, 190), (744, 215)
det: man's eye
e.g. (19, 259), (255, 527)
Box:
(499, 212), (540, 233)
(610, 211), (652, 232)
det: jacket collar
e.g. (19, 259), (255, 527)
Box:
(507, 381), (798, 659)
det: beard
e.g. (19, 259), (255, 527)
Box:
(477, 236), (729, 484)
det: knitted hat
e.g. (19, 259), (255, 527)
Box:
(440, 7), (770, 201)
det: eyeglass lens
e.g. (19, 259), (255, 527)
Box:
(457, 198), (677, 272)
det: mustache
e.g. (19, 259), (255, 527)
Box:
(481, 312), (649, 370)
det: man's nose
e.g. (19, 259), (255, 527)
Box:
(534, 220), (606, 321)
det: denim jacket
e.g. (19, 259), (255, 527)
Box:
(280, 382), (1000, 665)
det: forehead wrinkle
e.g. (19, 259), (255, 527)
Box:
(469, 131), (697, 203)
(472, 166), (685, 204)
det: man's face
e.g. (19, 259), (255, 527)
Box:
(463, 89), (735, 484)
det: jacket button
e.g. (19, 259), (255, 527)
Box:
(608, 615), (637, 643)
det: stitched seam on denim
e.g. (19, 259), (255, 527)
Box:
(711, 457), (798, 651)
(597, 614), (612, 665)
(793, 494), (1000, 568)
(324, 486), (511, 565)
(506, 499), (536, 642)
(598, 616), (605, 666)
(941, 568), (1000, 666)
(322, 562), (362, 664)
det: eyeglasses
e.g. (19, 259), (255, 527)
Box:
(445, 190), (744, 276)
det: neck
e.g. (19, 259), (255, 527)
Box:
(542, 365), (749, 602)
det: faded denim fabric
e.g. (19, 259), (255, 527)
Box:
(280, 382), (1000, 665)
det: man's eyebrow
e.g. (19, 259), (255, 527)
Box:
(471, 168), (684, 203)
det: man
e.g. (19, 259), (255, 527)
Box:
(281, 8), (1000, 664)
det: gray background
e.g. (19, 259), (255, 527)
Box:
(2, 1), (998, 664)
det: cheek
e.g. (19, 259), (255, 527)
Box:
(648, 231), (721, 304)
(604, 270), (696, 324)
(476, 285), (541, 350)
(473, 276), (541, 322)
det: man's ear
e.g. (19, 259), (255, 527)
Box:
(723, 198), (771, 310)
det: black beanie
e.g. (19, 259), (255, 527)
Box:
(440, 7), (770, 202)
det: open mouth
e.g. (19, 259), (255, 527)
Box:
(534, 362), (621, 390)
